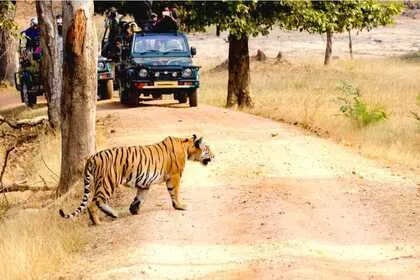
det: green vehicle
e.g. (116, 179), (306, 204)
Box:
(97, 56), (114, 100)
(14, 36), (43, 107)
(15, 40), (114, 104)
(117, 32), (200, 107)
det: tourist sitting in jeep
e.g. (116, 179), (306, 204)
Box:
(23, 18), (40, 51)
(14, 29), (43, 107)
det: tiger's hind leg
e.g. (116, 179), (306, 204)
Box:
(87, 202), (101, 225)
(129, 187), (149, 215)
(95, 198), (119, 219)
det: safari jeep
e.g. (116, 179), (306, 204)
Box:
(14, 35), (44, 107)
(117, 32), (200, 107)
(97, 56), (114, 100)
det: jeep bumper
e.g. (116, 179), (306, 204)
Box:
(98, 71), (113, 81)
(131, 80), (199, 92)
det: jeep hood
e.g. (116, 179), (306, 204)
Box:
(132, 57), (192, 67)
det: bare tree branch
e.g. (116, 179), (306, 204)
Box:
(0, 183), (55, 193)
(0, 146), (15, 208)
(0, 146), (15, 186)
(0, 115), (56, 203)
(0, 115), (49, 129)
(41, 153), (59, 180)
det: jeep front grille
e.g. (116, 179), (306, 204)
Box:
(153, 70), (180, 80)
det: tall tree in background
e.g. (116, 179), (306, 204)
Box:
(0, 1), (18, 84)
(178, 1), (295, 109)
(291, 0), (403, 65)
(347, 0), (403, 59)
(36, 0), (62, 129)
(57, 0), (97, 195)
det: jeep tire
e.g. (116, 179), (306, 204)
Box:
(175, 93), (187, 104)
(98, 79), (113, 100)
(119, 80), (128, 105)
(21, 83), (36, 107)
(125, 89), (140, 107)
(188, 89), (198, 107)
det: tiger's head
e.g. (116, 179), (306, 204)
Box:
(186, 135), (214, 166)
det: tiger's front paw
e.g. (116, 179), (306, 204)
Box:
(172, 202), (187, 211)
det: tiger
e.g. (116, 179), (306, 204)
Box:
(59, 135), (214, 225)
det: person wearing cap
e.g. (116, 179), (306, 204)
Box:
(155, 6), (179, 33)
(23, 18), (40, 50)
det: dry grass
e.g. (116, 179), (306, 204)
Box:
(0, 111), (113, 279)
(0, 129), (86, 280)
(0, 103), (48, 121)
(200, 57), (420, 168)
(0, 209), (87, 280)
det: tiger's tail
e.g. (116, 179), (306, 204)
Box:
(59, 158), (94, 219)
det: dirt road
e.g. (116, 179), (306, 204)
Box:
(53, 99), (420, 279)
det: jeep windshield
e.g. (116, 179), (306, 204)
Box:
(131, 34), (189, 57)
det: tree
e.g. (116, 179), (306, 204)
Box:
(290, 0), (403, 65)
(0, 1), (18, 83)
(178, 1), (296, 109)
(35, 0), (62, 129)
(57, 0), (97, 195)
(347, 0), (402, 59)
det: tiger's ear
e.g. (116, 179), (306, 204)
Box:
(192, 134), (197, 141)
(194, 137), (203, 148)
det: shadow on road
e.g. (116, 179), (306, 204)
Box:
(96, 98), (190, 111)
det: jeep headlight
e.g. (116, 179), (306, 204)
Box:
(97, 62), (106, 71)
(138, 68), (148, 78)
(182, 68), (192, 78)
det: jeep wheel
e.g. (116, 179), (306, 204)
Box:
(21, 83), (36, 107)
(98, 80), (113, 100)
(28, 93), (37, 106)
(20, 85), (25, 102)
(126, 88), (139, 107)
(105, 80), (114, 99)
(119, 80), (128, 105)
(176, 93), (188, 104)
(188, 89), (198, 107)
(113, 66), (119, 90)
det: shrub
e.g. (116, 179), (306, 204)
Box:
(337, 80), (388, 127)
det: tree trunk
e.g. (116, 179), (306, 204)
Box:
(35, 0), (62, 129)
(57, 0), (97, 196)
(348, 29), (353, 59)
(227, 34), (253, 109)
(324, 30), (333, 66)
(0, 1), (17, 84)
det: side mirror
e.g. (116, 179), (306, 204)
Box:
(190, 46), (196, 56)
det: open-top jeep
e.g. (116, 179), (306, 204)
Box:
(15, 37), (115, 105)
(14, 35), (44, 107)
(117, 32), (200, 107)
(97, 56), (114, 100)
